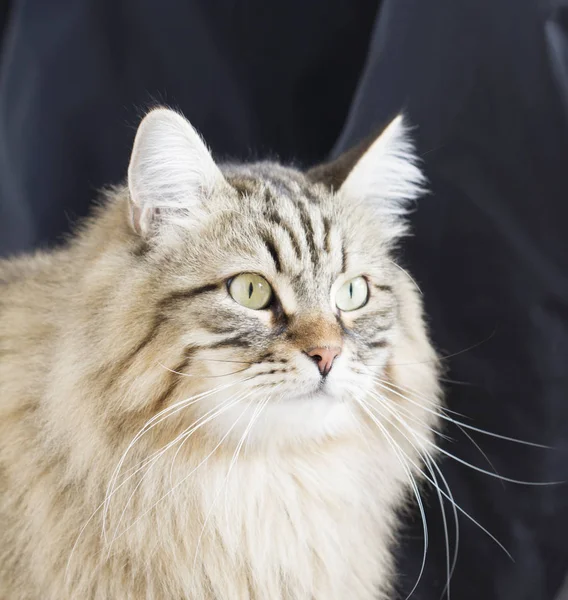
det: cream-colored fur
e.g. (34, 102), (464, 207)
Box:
(0, 108), (440, 599)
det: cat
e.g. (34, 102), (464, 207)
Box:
(0, 107), (441, 599)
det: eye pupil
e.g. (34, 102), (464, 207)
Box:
(335, 276), (369, 312)
(229, 273), (273, 310)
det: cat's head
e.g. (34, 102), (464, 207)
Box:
(89, 108), (436, 447)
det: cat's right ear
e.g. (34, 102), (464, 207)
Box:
(127, 108), (226, 237)
(307, 115), (425, 241)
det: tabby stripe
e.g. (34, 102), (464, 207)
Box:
(270, 301), (289, 334)
(263, 188), (275, 207)
(270, 177), (295, 196)
(258, 350), (275, 361)
(369, 339), (388, 348)
(150, 356), (191, 412)
(335, 314), (352, 337)
(373, 284), (394, 294)
(371, 324), (393, 332)
(101, 284), (219, 387)
(302, 185), (320, 203)
(260, 232), (283, 272)
(201, 322), (242, 335)
(230, 177), (257, 197)
(157, 283), (219, 311)
(131, 239), (150, 257)
(352, 319), (393, 332)
(268, 211), (303, 261)
(341, 240), (348, 273)
(204, 336), (252, 349)
(296, 201), (318, 266)
(322, 217), (332, 254)
(98, 313), (167, 390)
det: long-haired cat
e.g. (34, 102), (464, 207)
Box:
(0, 108), (440, 599)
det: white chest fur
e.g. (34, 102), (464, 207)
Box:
(109, 439), (401, 600)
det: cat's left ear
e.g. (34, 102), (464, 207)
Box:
(127, 108), (227, 237)
(308, 115), (425, 239)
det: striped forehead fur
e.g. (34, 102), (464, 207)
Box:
(223, 169), (337, 273)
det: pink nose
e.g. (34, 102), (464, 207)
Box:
(305, 346), (342, 377)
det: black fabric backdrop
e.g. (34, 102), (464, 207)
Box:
(1, 1), (568, 598)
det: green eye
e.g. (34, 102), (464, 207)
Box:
(229, 273), (273, 310)
(336, 276), (369, 311)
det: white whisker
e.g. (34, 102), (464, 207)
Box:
(103, 377), (251, 542)
(353, 396), (429, 600)
(362, 392), (512, 559)
(428, 456), (459, 600)
(386, 258), (423, 295)
(168, 391), (255, 487)
(67, 380), (246, 580)
(192, 393), (271, 573)
(373, 377), (552, 449)
(367, 387), (451, 443)
(426, 453), (451, 599)
(372, 376), (469, 418)
(373, 383), (558, 485)
(368, 394), (459, 598)
(107, 393), (251, 555)
(456, 424), (505, 488)
(106, 393), (251, 554)
(421, 433), (560, 486)
(158, 361), (251, 378)
(106, 392), (256, 551)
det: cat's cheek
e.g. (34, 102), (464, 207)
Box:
(249, 309), (274, 329)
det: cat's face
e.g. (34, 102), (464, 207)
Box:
(121, 108), (428, 445)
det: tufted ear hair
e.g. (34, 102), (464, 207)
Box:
(307, 115), (426, 240)
(127, 108), (226, 237)
(306, 129), (380, 190)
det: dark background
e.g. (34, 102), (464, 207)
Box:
(1, 1), (568, 598)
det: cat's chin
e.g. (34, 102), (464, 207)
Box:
(207, 391), (360, 447)
(289, 383), (337, 402)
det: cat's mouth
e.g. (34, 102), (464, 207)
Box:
(291, 379), (338, 401)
